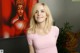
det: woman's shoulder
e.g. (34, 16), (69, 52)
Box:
(27, 32), (35, 36)
(51, 25), (59, 31)
(26, 33), (35, 39)
(27, 30), (36, 37)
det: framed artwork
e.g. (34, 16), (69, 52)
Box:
(0, 0), (38, 38)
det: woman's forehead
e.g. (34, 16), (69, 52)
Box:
(35, 5), (44, 10)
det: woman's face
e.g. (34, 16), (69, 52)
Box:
(34, 5), (47, 23)
(17, 5), (24, 17)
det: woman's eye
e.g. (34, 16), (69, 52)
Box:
(17, 8), (20, 10)
(35, 11), (37, 13)
(35, 11), (38, 13)
(41, 10), (44, 13)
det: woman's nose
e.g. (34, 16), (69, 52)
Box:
(37, 11), (41, 16)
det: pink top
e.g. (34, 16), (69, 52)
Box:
(27, 26), (59, 53)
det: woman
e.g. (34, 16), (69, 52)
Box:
(26, 3), (59, 53)
(11, 0), (29, 36)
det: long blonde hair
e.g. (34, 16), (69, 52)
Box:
(27, 3), (54, 34)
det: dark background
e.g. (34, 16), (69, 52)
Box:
(0, 36), (29, 53)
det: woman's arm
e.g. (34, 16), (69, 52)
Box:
(26, 33), (35, 53)
(29, 45), (35, 53)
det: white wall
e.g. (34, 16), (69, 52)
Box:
(65, 0), (80, 32)
(39, 0), (66, 27)
(39, 0), (80, 32)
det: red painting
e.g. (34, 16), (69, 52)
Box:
(0, 0), (38, 38)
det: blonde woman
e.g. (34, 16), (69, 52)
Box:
(26, 3), (59, 53)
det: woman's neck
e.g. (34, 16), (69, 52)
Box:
(36, 21), (45, 29)
(36, 21), (46, 35)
